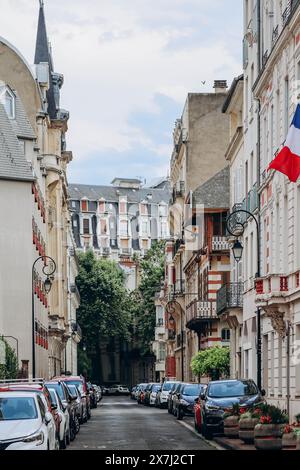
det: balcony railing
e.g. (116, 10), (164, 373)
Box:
(168, 330), (176, 341)
(272, 25), (279, 48)
(173, 238), (184, 258)
(262, 50), (269, 68)
(212, 236), (229, 251)
(120, 248), (132, 256)
(176, 331), (186, 348)
(216, 283), (243, 315)
(186, 300), (217, 326)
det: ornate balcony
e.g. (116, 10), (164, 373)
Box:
(216, 283), (243, 316)
(186, 300), (217, 332)
(212, 236), (229, 251)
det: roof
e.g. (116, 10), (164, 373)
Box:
(0, 97), (34, 182)
(69, 183), (170, 204)
(192, 166), (229, 209)
(34, 1), (57, 120)
(222, 75), (244, 113)
(111, 177), (142, 185)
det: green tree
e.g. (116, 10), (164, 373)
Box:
(76, 251), (131, 381)
(191, 346), (230, 380)
(0, 338), (18, 380)
(134, 241), (165, 354)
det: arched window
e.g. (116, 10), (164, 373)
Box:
(0, 87), (15, 119)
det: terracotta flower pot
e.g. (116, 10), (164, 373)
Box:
(239, 417), (259, 444)
(254, 424), (283, 451)
(224, 416), (239, 438)
(282, 432), (297, 449)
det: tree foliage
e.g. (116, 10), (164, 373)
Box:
(134, 241), (165, 354)
(191, 346), (230, 379)
(0, 338), (18, 380)
(76, 251), (132, 378)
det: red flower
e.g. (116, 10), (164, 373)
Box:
(260, 415), (272, 424)
(240, 407), (247, 414)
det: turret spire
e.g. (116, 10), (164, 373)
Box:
(34, 0), (49, 65)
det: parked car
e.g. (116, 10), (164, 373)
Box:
(148, 384), (162, 406)
(130, 386), (137, 400)
(199, 379), (265, 439)
(48, 387), (70, 449)
(66, 384), (84, 428)
(0, 381), (59, 447)
(172, 383), (205, 420)
(167, 382), (182, 414)
(143, 383), (156, 406)
(87, 382), (97, 409)
(54, 375), (90, 421)
(136, 383), (148, 404)
(0, 391), (57, 450)
(156, 381), (179, 409)
(45, 380), (78, 441)
(107, 384), (119, 395)
(93, 385), (102, 402)
(116, 385), (130, 395)
(102, 385), (110, 395)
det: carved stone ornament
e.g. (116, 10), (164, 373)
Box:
(265, 310), (287, 338)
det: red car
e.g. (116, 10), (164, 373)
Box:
(194, 385), (207, 433)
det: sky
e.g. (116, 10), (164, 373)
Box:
(0, 0), (243, 185)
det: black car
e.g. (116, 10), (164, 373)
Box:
(167, 382), (182, 414)
(143, 383), (155, 406)
(200, 379), (265, 439)
(173, 383), (205, 420)
(87, 382), (98, 409)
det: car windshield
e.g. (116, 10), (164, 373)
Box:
(162, 382), (175, 391)
(68, 385), (78, 396)
(47, 383), (64, 401)
(48, 389), (58, 405)
(182, 384), (202, 396)
(0, 397), (38, 421)
(66, 380), (83, 393)
(152, 385), (161, 392)
(208, 381), (258, 398)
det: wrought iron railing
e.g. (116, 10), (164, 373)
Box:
(216, 283), (243, 315)
(186, 300), (217, 325)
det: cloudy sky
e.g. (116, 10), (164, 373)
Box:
(0, 0), (243, 185)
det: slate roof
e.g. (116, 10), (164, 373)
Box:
(69, 183), (170, 204)
(192, 166), (229, 209)
(0, 95), (34, 181)
(34, 1), (57, 120)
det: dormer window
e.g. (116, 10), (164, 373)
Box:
(0, 87), (16, 119)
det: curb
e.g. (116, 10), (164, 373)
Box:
(177, 420), (226, 451)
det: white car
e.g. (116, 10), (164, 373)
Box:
(115, 385), (130, 395)
(156, 381), (178, 408)
(0, 391), (57, 450)
(149, 384), (162, 406)
(48, 388), (70, 449)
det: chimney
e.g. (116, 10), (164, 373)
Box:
(214, 80), (228, 93)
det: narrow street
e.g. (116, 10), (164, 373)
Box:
(68, 396), (215, 451)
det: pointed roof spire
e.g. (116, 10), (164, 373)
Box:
(34, 0), (49, 65)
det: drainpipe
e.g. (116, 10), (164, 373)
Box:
(286, 322), (291, 421)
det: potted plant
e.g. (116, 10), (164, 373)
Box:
(254, 404), (288, 451)
(239, 406), (263, 444)
(282, 424), (298, 449)
(223, 403), (243, 438)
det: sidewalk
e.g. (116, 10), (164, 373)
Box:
(213, 436), (298, 451)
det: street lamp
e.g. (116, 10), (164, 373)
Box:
(232, 240), (244, 263)
(226, 208), (262, 391)
(32, 256), (56, 378)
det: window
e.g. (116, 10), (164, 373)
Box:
(284, 78), (289, 136)
(81, 200), (88, 212)
(3, 90), (15, 119)
(72, 201), (76, 208)
(101, 219), (107, 235)
(119, 201), (127, 214)
(37, 395), (46, 420)
(141, 221), (148, 236)
(120, 220), (128, 237)
(99, 201), (105, 213)
(221, 329), (230, 342)
(140, 203), (148, 215)
(83, 219), (90, 235)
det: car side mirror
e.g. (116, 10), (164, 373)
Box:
(45, 411), (52, 425)
(51, 404), (57, 411)
(261, 389), (266, 397)
(200, 393), (206, 400)
(194, 398), (200, 404)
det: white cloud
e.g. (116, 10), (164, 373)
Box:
(0, 0), (242, 183)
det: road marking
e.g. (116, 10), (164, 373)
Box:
(177, 420), (225, 451)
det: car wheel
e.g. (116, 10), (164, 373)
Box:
(202, 422), (213, 440)
(87, 407), (91, 419)
(66, 426), (70, 445)
(176, 407), (183, 420)
(70, 420), (76, 441)
(75, 416), (80, 434)
(60, 428), (67, 449)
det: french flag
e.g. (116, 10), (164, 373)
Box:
(268, 104), (300, 182)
